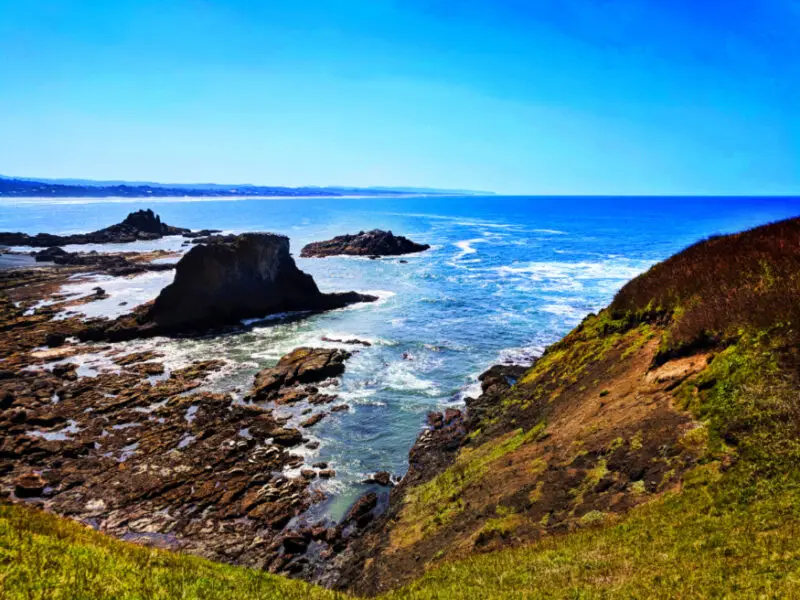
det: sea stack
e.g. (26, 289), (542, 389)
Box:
(146, 233), (376, 330)
(300, 229), (430, 258)
(0, 208), (190, 247)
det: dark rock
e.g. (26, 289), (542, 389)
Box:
(300, 230), (430, 258)
(38, 248), (176, 276)
(301, 412), (327, 428)
(270, 428), (304, 447)
(252, 348), (351, 401)
(301, 469), (317, 480)
(321, 336), (372, 347)
(146, 233), (378, 331)
(0, 370), (13, 380)
(52, 363), (78, 378)
(45, 333), (66, 348)
(344, 492), (378, 528)
(182, 228), (222, 239)
(330, 404), (350, 412)
(282, 532), (311, 554)
(0, 209), (189, 247)
(0, 391), (13, 409)
(14, 473), (46, 498)
(312, 462), (328, 469)
(477, 364), (528, 396)
(318, 469), (336, 479)
(426, 411), (444, 429)
(365, 471), (393, 487)
(34, 247), (69, 262)
(444, 408), (462, 425)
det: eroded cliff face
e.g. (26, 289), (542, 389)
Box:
(338, 314), (708, 595)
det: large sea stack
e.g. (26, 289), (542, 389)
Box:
(146, 233), (376, 330)
(300, 229), (430, 258)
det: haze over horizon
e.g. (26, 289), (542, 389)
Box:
(1, 1), (798, 196)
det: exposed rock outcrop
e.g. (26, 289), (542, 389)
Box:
(34, 247), (176, 276)
(300, 230), (430, 258)
(0, 209), (190, 247)
(250, 347), (351, 403)
(146, 233), (376, 331)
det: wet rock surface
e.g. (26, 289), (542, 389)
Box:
(0, 209), (190, 248)
(300, 229), (430, 258)
(35, 247), (177, 276)
(250, 348), (351, 404)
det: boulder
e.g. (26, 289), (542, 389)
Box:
(365, 471), (393, 486)
(301, 412), (327, 428)
(300, 230), (430, 258)
(252, 348), (351, 400)
(270, 428), (304, 447)
(146, 233), (377, 330)
(34, 247), (69, 262)
(14, 473), (46, 498)
(45, 332), (66, 348)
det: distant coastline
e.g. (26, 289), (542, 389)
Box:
(0, 175), (493, 199)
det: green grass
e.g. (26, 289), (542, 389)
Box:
(391, 423), (547, 549)
(385, 473), (800, 599)
(0, 503), (343, 600)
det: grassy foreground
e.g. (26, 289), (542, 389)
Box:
(5, 465), (800, 599)
(0, 502), (342, 600)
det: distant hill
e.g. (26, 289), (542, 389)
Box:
(0, 175), (491, 198)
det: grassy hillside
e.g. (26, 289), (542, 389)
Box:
(347, 216), (800, 596)
(0, 502), (342, 600)
(4, 217), (800, 599)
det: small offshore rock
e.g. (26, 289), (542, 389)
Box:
(365, 471), (393, 487)
(301, 229), (430, 258)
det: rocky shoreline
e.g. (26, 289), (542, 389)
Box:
(0, 215), (415, 582)
(0, 213), (510, 588)
(0, 264), (383, 573)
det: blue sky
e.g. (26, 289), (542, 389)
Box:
(1, 0), (798, 194)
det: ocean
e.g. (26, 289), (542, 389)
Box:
(2, 195), (799, 519)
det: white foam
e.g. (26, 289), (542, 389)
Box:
(540, 303), (584, 318)
(51, 271), (175, 320)
(495, 259), (649, 283)
(453, 238), (487, 260)
(498, 345), (545, 366)
(530, 229), (568, 235)
(383, 362), (439, 396)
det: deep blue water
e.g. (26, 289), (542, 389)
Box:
(2, 195), (799, 518)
